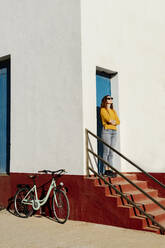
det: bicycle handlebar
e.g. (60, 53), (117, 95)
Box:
(38, 169), (66, 175)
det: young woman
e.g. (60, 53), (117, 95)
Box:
(100, 95), (120, 176)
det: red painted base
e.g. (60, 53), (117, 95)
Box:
(0, 172), (165, 233)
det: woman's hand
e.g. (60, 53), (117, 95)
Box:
(107, 120), (116, 125)
(111, 120), (116, 125)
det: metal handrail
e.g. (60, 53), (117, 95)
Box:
(85, 128), (165, 233)
(88, 167), (165, 233)
(86, 129), (165, 190)
(88, 149), (165, 211)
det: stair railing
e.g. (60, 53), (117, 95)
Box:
(85, 128), (165, 233)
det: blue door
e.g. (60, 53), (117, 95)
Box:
(96, 75), (111, 173)
(0, 67), (8, 173)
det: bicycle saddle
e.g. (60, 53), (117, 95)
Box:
(28, 175), (37, 179)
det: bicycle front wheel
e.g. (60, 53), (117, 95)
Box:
(14, 187), (34, 218)
(52, 189), (70, 224)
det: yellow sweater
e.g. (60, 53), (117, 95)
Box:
(100, 108), (120, 130)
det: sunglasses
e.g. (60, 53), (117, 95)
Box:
(106, 97), (113, 100)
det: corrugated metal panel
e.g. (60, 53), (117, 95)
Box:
(0, 68), (7, 173)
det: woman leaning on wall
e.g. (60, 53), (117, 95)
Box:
(100, 95), (120, 177)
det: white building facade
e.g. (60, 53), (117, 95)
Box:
(81, 0), (165, 173)
(0, 0), (165, 210)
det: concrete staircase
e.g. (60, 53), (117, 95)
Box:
(86, 173), (165, 234)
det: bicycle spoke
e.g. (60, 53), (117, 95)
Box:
(52, 190), (70, 224)
(14, 187), (34, 218)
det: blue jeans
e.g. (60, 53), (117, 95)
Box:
(100, 128), (117, 174)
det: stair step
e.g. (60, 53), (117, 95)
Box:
(144, 216), (165, 234)
(134, 197), (165, 211)
(124, 189), (158, 202)
(87, 173), (137, 184)
(156, 220), (165, 233)
(147, 209), (165, 222)
(86, 173), (165, 235)
(92, 174), (138, 187)
(131, 209), (165, 233)
(110, 173), (138, 183)
(113, 180), (148, 192)
(143, 226), (160, 234)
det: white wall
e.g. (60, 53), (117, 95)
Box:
(0, 0), (83, 174)
(81, 0), (165, 172)
(1, 0), (165, 174)
(111, 75), (121, 170)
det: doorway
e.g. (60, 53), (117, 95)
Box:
(96, 67), (120, 172)
(0, 56), (10, 173)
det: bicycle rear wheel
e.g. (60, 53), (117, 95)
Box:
(52, 189), (70, 224)
(14, 187), (34, 218)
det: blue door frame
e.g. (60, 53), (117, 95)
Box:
(96, 74), (111, 173)
(0, 58), (10, 173)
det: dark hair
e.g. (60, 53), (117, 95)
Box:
(101, 95), (113, 109)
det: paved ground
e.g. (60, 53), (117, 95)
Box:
(0, 210), (164, 248)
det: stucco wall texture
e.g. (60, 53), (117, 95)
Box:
(0, 0), (165, 174)
(0, 0), (83, 174)
(81, 0), (165, 172)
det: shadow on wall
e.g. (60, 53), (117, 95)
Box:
(7, 180), (53, 218)
(97, 106), (103, 173)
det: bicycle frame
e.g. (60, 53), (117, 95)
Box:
(22, 177), (59, 210)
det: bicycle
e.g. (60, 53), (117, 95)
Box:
(14, 169), (70, 224)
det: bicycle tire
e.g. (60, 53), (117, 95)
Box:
(52, 189), (70, 224)
(14, 187), (34, 218)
